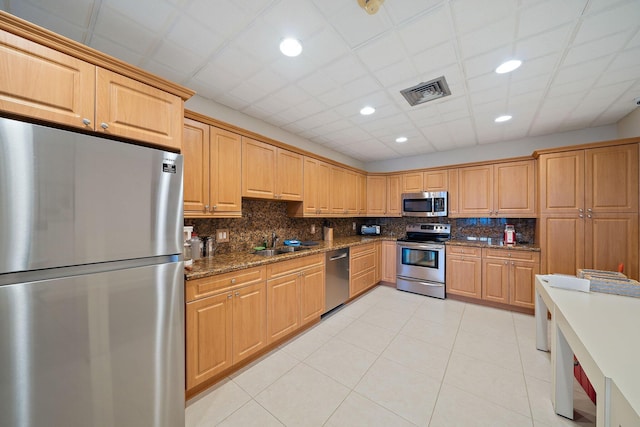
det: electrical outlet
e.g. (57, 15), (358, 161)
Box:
(310, 224), (316, 234)
(216, 229), (229, 243)
(352, 222), (356, 231)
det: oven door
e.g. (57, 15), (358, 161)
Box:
(396, 242), (445, 283)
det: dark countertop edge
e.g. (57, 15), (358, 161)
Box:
(446, 239), (540, 252)
(185, 236), (397, 280)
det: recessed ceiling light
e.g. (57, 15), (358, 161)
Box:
(360, 106), (375, 115)
(279, 38), (302, 57)
(395, 136), (408, 143)
(495, 115), (512, 123)
(495, 59), (522, 74)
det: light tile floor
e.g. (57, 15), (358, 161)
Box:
(186, 285), (596, 427)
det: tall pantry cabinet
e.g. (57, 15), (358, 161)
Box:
(537, 142), (639, 279)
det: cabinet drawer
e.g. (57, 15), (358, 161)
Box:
(351, 268), (376, 296)
(267, 253), (324, 278)
(483, 248), (540, 262)
(351, 242), (375, 257)
(351, 251), (376, 275)
(186, 266), (265, 302)
(446, 246), (481, 257)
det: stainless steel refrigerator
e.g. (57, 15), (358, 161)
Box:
(0, 117), (185, 426)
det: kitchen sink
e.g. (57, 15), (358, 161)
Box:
(254, 246), (311, 256)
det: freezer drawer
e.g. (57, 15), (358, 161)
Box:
(0, 262), (185, 427)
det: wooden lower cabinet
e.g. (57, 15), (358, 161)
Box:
(266, 255), (325, 344)
(445, 246), (482, 298)
(381, 240), (397, 283)
(350, 243), (378, 297)
(186, 280), (266, 390)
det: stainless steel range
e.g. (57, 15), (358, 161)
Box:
(396, 223), (451, 299)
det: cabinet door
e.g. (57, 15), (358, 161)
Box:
(0, 30), (95, 129)
(539, 215), (584, 275)
(445, 255), (481, 298)
(243, 137), (276, 199)
(494, 160), (536, 217)
(538, 150), (584, 214)
(374, 241), (382, 283)
(586, 144), (638, 213)
(344, 169), (359, 214)
(381, 241), (397, 283)
(330, 166), (347, 214)
(357, 173), (367, 215)
(96, 68), (182, 150)
(302, 157), (330, 215)
(448, 169), (459, 216)
(317, 161), (331, 214)
(424, 170), (448, 191)
(186, 292), (232, 389)
(387, 175), (402, 217)
(510, 261), (539, 309)
(210, 127), (242, 213)
(300, 265), (325, 325)
(233, 282), (267, 364)
(267, 274), (300, 344)
(276, 148), (303, 201)
(183, 118), (210, 216)
(482, 258), (509, 304)
(458, 165), (492, 216)
(366, 176), (387, 216)
(402, 172), (424, 192)
(585, 213), (639, 279)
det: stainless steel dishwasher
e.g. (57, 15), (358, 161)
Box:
(325, 248), (350, 313)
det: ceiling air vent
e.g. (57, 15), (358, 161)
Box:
(400, 76), (451, 106)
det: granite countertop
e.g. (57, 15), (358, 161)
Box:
(446, 238), (540, 252)
(185, 235), (397, 280)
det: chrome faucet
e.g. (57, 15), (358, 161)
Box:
(272, 232), (279, 248)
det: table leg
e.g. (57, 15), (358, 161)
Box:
(553, 323), (574, 419)
(535, 288), (549, 351)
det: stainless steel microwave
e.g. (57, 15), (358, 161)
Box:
(401, 191), (448, 217)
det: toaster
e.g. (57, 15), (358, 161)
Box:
(361, 225), (381, 235)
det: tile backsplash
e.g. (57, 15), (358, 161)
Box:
(185, 199), (536, 254)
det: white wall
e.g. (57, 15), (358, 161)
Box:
(364, 125), (618, 173)
(186, 95), (365, 169)
(617, 107), (640, 138)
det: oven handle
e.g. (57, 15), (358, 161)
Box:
(397, 276), (444, 287)
(397, 243), (444, 250)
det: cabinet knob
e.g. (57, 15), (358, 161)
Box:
(213, 205), (217, 210)
(511, 261), (515, 266)
(100, 122), (109, 130)
(235, 291), (240, 297)
(227, 294), (232, 299)
(204, 205), (209, 212)
(231, 278), (236, 284)
(82, 118), (91, 126)
(579, 208), (584, 213)
(579, 214), (584, 218)
(587, 214), (592, 218)
(587, 208), (592, 212)
(504, 261), (508, 265)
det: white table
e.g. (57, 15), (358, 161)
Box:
(534, 275), (640, 426)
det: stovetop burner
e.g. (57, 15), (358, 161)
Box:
(398, 223), (451, 243)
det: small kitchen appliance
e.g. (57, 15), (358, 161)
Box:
(361, 225), (381, 235)
(504, 224), (516, 245)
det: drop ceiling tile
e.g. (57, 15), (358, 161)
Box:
(241, 104), (274, 121)
(94, 6), (158, 55)
(452, 0), (517, 34)
(563, 33), (629, 67)
(185, 0), (249, 36)
(466, 73), (505, 93)
(339, 75), (381, 100)
(313, 119), (353, 134)
(626, 29), (640, 49)
(508, 92), (544, 110)
(229, 81), (270, 104)
(282, 98), (328, 120)
(517, 0), (586, 39)
(356, 32), (407, 72)
(553, 56), (612, 86)
(216, 93), (251, 111)
(412, 41), (458, 75)
(463, 46), (512, 78)
(309, 0), (345, 18)
(90, 34), (145, 66)
(328, 2), (394, 49)
(509, 53), (559, 81)
(152, 39), (204, 74)
(262, 0), (326, 40)
(303, 28), (351, 68)
(165, 15), (225, 58)
(607, 47), (640, 71)
(470, 99), (505, 114)
(270, 55), (319, 80)
(515, 25), (572, 60)
(574, 2), (640, 45)
(209, 46), (264, 81)
(144, 60), (188, 84)
(468, 85), (509, 107)
(317, 87), (352, 108)
(294, 110), (343, 130)
(597, 64), (640, 87)
(547, 79), (594, 98)
(249, 95), (293, 117)
(246, 68), (289, 95)
(509, 76), (548, 96)
(18, 0), (94, 28)
(459, 18), (515, 58)
(383, 0), (442, 25)
(397, 6), (453, 55)
(191, 62), (243, 94)
(373, 59), (419, 87)
(233, 0), (273, 15)
(17, 9), (87, 43)
(322, 56), (368, 85)
(420, 124), (454, 150)
(297, 71), (338, 97)
(102, 0), (177, 33)
(232, 18), (286, 64)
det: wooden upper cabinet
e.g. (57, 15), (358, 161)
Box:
(209, 126), (242, 214)
(493, 160), (536, 217)
(387, 174), (402, 217)
(448, 169), (459, 216)
(403, 170), (448, 193)
(242, 138), (302, 201)
(96, 68), (182, 150)
(243, 137), (276, 199)
(275, 148), (303, 201)
(539, 150), (585, 213)
(0, 29), (184, 151)
(366, 175), (387, 216)
(585, 144), (638, 213)
(357, 173), (367, 216)
(0, 29), (95, 129)
(183, 119), (241, 218)
(330, 166), (347, 215)
(183, 119), (210, 216)
(299, 156), (330, 216)
(458, 165), (493, 216)
(344, 169), (358, 215)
